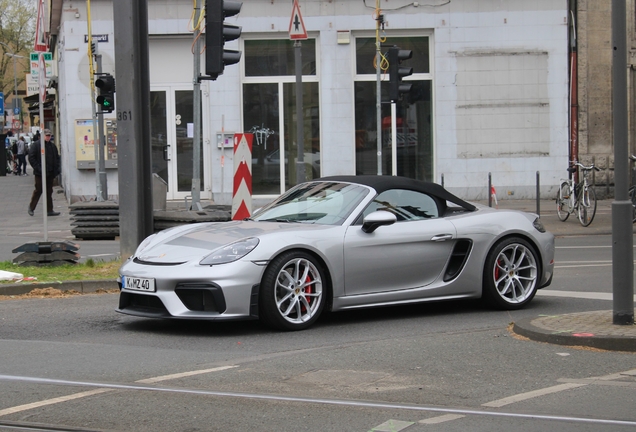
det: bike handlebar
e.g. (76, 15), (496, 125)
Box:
(630, 154), (636, 162)
(569, 161), (600, 172)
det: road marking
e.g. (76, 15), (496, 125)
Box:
(0, 366), (238, 418)
(482, 383), (586, 407)
(136, 365), (238, 384)
(556, 246), (612, 249)
(418, 414), (465, 424)
(370, 419), (413, 431)
(537, 289), (636, 301)
(1, 374), (635, 427)
(483, 369), (636, 409)
(555, 263), (612, 268)
(0, 389), (112, 417)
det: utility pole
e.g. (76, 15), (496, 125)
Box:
(611, 0), (634, 325)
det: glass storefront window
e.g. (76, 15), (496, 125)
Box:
(245, 39), (316, 76)
(243, 39), (320, 195)
(356, 37), (429, 75)
(354, 36), (433, 182)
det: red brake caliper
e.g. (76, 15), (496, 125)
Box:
(301, 274), (312, 312)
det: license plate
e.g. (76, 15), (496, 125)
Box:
(122, 276), (156, 292)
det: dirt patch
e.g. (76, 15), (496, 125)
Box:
(0, 287), (119, 301)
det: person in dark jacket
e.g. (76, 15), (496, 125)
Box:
(27, 129), (61, 216)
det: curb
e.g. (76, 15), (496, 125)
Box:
(513, 314), (636, 352)
(0, 279), (119, 296)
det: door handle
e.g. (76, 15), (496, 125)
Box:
(431, 234), (453, 242)
(163, 145), (170, 161)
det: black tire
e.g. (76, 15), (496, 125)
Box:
(259, 251), (326, 331)
(556, 181), (570, 221)
(577, 186), (597, 227)
(482, 237), (539, 310)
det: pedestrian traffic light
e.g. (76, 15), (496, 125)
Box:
(388, 46), (413, 102)
(205, 0), (243, 79)
(95, 73), (115, 113)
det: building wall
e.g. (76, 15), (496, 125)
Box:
(576, 0), (636, 196)
(54, 0), (569, 203)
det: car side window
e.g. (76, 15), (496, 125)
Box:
(363, 189), (439, 221)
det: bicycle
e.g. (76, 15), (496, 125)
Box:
(556, 161), (600, 226)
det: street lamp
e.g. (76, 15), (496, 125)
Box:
(0, 42), (25, 133)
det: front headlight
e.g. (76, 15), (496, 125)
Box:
(199, 238), (259, 266)
(533, 217), (546, 233)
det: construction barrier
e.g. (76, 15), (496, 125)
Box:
(232, 133), (253, 220)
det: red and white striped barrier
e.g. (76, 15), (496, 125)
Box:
(232, 133), (253, 220)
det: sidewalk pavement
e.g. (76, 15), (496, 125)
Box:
(0, 170), (634, 349)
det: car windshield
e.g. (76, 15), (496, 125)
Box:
(253, 182), (369, 225)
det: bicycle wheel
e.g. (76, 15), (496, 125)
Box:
(556, 181), (571, 221)
(577, 185), (597, 226)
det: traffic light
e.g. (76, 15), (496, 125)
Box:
(388, 46), (413, 102)
(95, 74), (115, 113)
(205, 0), (242, 79)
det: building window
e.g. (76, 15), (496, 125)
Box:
(243, 39), (320, 196)
(354, 36), (433, 181)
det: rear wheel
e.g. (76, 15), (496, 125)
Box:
(259, 251), (326, 331)
(482, 237), (539, 310)
(556, 182), (571, 221)
(577, 185), (597, 227)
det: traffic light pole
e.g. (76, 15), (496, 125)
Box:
(190, 0), (203, 211)
(375, 2), (382, 176)
(95, 54), (107, 201)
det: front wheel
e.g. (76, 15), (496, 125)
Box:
(482, 237), (539, 310)
(259, 251), (326, 331)
(556, 182), (571, 221)
(577, 185), (597, 227)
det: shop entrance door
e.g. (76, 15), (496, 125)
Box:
(150, 87), (204, 201)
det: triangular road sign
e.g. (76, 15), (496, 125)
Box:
(289, 0), (308, 40)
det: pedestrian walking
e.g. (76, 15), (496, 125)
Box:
(27, 129), (61, 217)
(16, 135), (27, 175)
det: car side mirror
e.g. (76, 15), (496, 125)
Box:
(361, 211), (397, 233)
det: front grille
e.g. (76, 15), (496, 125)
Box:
(118, 291), (170, 317)
(175, 283), (227, 313)
(133, 257), (185, 266)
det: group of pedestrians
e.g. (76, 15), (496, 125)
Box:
(6, 128), (61, 217)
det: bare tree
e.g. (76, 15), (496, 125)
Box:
(0, 0), (37, 99)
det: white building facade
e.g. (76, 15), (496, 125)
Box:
(50, 0), (569, 205)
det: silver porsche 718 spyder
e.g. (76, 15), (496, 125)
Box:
(118, 175), (555, 331)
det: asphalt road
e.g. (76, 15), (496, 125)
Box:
(0, 235), (634, 432)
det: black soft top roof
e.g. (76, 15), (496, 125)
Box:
(318, 175), (477, 212)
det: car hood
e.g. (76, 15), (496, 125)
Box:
(135, 220), (334, 264)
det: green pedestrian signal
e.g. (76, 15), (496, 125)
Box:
(95, 73), (115, 113)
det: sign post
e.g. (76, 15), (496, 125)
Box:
(289, 0), (308, 184)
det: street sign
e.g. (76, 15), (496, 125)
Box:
(0, 92), (4, 116)
(13, 107), (20, 115)
(30, 52), (53, 78)
(289, 0), (308, 40)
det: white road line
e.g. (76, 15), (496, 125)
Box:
(136, 365), (238, 384)
(1, 374), (635, 427)
(482, 369), (636, 409)
(0, 388), (112, 417)
(537, 289), (636, 301)
(556, 246), (612, 249)
(555, 263), (612, 268)
(482, 383), (586, 408)
(418, 414), (465, 424)
(0, 366), (238, 418)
